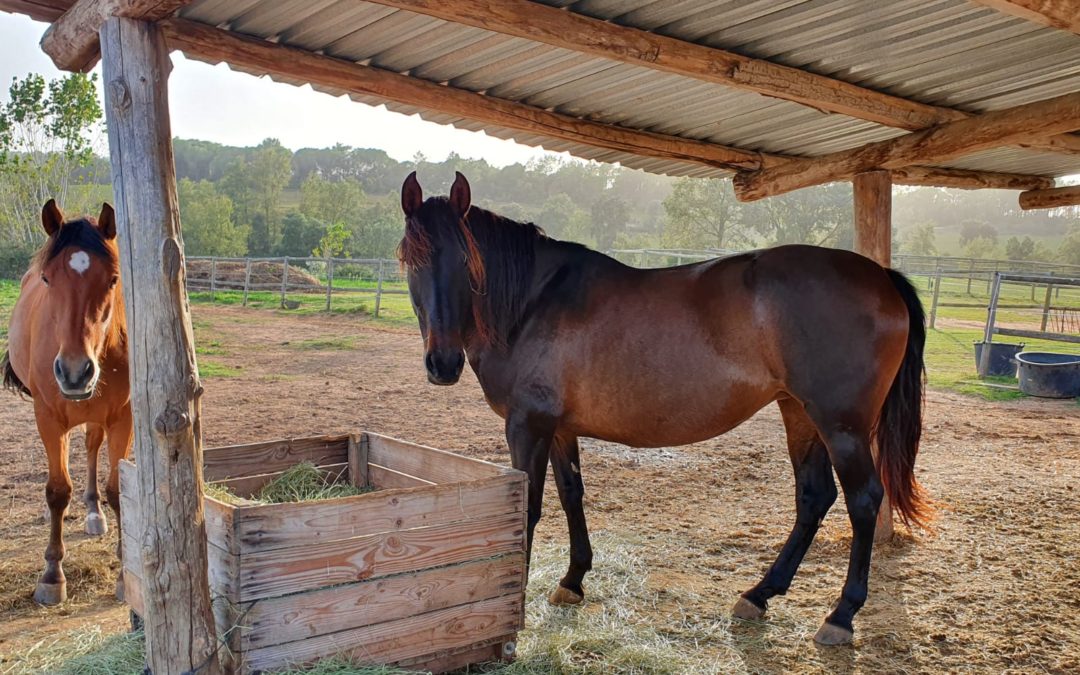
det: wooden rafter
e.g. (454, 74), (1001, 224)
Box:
(41, 0), (194, 72)
(733, 92), (1080, 202)
(888, 166), (1053, 191)
(1018, 185), (1080, 210)
(365, 0), (1080, 156)
(970, 0), (1080, 35)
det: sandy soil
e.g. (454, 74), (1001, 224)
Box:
(1, 305), (1078, 673)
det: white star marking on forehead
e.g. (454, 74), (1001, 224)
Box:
(69, 250), (91, 275)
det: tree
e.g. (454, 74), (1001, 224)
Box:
(313, 221), (350, 259)
(1005, 236), (1035, 261)
(536, 193), (590, 242)
(276, 211), (326, 257)
(745, 182), (853, 248)
(177, 179), (247, 257)
(350, 195), (404, 259)
(300, 174), (365, 226)
(661, 178), (749, 250)
(590, 193), (629, 250)
(899, 222), (937, 256)
(0, 72), (102, 247)
(1059, 224), (1080, 265)
(963, 235), (999, 259)
(959, 220), (998, 247)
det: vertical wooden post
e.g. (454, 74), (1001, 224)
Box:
(100, 17), (222, 675)
(242, 257), (252, 306)
(979, 273), (1003, 378)
(325, 257), (334, 312)
(929, 265), (942, 329)
(852, 170), (894, 542)
(1041, 278), (1054, 331)
(281, 256), (289, 308)
(209, 256), (217, 302)
(967, 259), (976, 295)
(374, 259), (385, 318)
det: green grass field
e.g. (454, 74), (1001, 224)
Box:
(3, 270), (1079, 400)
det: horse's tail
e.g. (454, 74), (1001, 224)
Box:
(877, 269), (930, 529)
(1, 351), (31, 398)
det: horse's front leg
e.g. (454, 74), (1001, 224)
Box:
(34, 414), (72, 605)
(83, 424), (108, 536)
(549, 434), (591, 605)
(106, 408), (133, 601)
(505, 412), (552, 569)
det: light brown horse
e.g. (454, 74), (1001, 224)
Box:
(2, 200), (131, 605)
(399, 173), (928, 645)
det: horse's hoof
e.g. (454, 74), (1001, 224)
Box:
(33, 581), (67, 606)
(814, 622), (854, 646)
(548, 585), (584, 606)
(732, 597), (766, 620)
(85, 513), (108, 536)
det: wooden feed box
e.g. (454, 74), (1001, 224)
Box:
(119, 432), (527, 673)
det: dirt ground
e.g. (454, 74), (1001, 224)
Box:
(1, 305), (1078, 673)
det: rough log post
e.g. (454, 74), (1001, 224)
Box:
(1041, 279), (1054, 331)
(374, 259), (385, 318)
(325, 257), (334, 312)
(242, 257), (252, 306)
(929, 266), (943, 330)
(280, 256), (289, 308)
(852, 170), (895, 541)
(100, 17), (221, 675)
(1019, 185), (1080, 210)
(209, 256), (216, 301)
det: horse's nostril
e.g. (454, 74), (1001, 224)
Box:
(82, 360), (93, 375)
(424, 353), (436, 373)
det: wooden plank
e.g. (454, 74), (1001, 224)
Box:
(239, 553), (525, 649)
(101, 17), (220, 673)
(365, 432), (507, 483)
(995, 327), (1080, 344)
(237, 512), (525, 600)
(970, 0), (1080, 35)
(369, 463), (434, 490)
(242, 594), (523, 673)
(124, 571), (144, 616)
(400, 635), (514, 674)
(733, 91), (1080, 201)
(202, 434), (349, 481)
(41, 0), (194, 72)
(237, 472), (524, 552)
(123, 532), (241, 603)
(1019, 185), (1080, 210)
(211, 462), (350, 499)
(348, 432), (369, 488)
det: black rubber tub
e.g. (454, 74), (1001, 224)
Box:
(1014, 352), (1080, 398)
(973, 341), (1025, 378)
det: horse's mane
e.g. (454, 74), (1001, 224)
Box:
(30, 217), (126, 351)
(400, 197), (545, 348)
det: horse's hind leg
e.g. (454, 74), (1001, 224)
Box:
(735, 399), (836, 620)
(549, 435), (592, 605)
(814, 423), (883, 645)
(83, 424), (108, 536)
(34, 414), (72, 605)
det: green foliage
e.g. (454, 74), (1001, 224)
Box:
(219, 139), (292, 255)
(178, 178), (248, 256)
(277, 210), (326, 257)
(661, 177), (748, 250)
(314, 221), (350, 259)
(590, 193), (629, 250)
(959, 220), (998, 247)
(0, 72), (103, 249)
(536, 192), (590, 242)
(746, 182), (853, 248)
(963, 234), (999, 259)
(1060, 223), (1080, 265)
(900, 222), (938, 256)
(300, 174), (365, 226)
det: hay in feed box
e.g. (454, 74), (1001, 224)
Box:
(206, 462), (373, 505)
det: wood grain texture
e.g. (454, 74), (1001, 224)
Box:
(365, 432), (507, 483)
(369, 463), (435, 489)
(853, 171), (893, 267)
(122, 531), (240, 602)
(348, 432), (369, 487)
(400, 635), (515, 673)
(121, 461), (236, 554)
(970, 0), (1080, 34)
(237, 512), (525, 600)
(100, 17), (220, 673)
(41, 0), (193, 72)
(1019, 184), (1080, 210)
(890, 165), (1054, 191)
(243, 594), (523, 673)
(734, 92), (1080, 201)
(237, 472), (524, 552)
(238, 553), (525, 649)
(202, 433), (349, 480)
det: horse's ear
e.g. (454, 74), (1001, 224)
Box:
(449, 172), (471, 218)
(42, 199), (64, 236)
(401, 171), (423, 217)
(98, 203), (116, 240)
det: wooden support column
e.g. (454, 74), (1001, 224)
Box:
(100, 17), (222, 675)
(853, 170), (895, 541)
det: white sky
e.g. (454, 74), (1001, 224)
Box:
(0, 13), (556, 166)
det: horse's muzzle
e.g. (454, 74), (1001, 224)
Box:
(54, 356), (98, 400)
(425, 350), (464, 386)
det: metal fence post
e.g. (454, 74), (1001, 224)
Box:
(374, 259), (385, 318)
(209, 256), (217, 302)
(281, 256), (289, 308)
(325, 257), (334, 312)
(929, 265), (942, 329)
(978, 273), (1003, 378)
(242, 258), (252, 306)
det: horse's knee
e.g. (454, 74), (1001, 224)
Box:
(45, 482), (72, 510)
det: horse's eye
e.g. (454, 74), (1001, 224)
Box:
(41, 275), (49, 287)
(109, 275), (119, 289)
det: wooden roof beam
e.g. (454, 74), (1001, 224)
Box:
(970, 0), (1080, 35)
(365, 0), (1080, 156)
(39, 0), (194, 72)
(733, 92), (1080, 201)
(890, 166), (1054, 191)
(1019, 185), (1080, 210)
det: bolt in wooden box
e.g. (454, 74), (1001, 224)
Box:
(119, 432), (527, 674)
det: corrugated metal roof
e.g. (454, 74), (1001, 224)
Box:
(179, 0), (1080, 180)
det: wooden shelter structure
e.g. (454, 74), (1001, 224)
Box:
(2, 0), (1079, 671)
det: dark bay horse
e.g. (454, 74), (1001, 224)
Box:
(399, 172), (928, 645)
(2, 200), (131, 605)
